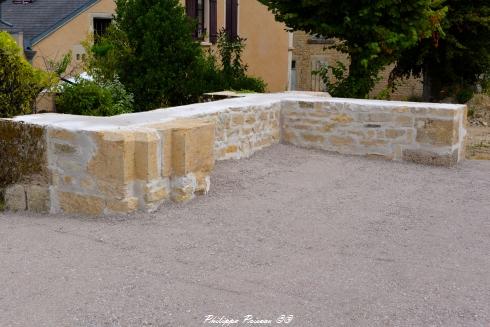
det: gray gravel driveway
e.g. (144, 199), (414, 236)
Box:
(1, 144), (489, 327)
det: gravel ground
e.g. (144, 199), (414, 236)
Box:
(1, 144), (489, 327)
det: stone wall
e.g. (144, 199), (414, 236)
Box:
(194, 102), (281, 160)
(0, 93), (466, 215)
(282, 98), (466, 166)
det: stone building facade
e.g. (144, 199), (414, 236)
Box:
(292, 31), (423, 100)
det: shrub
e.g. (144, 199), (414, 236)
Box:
(90, 0), (209, 111)
(0, 31), (56, 118)
(56, 78), (133, 116)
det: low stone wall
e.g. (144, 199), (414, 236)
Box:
(282, 98), (467, 166)
(195, 102), (281, 160)
(0, 93), (466, 215)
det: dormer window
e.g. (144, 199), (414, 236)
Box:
(93, 17), (112, 43)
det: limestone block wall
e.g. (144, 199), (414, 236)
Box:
(193, 102), (282, 160)
(1, 119), (215, 215)
(0, 93), (467, 215)
(281, 98), (466, 166)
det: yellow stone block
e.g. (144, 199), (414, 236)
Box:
(106, 197), (139, 213)
(225, 145), (238, 154)
(172, 122), (215, 176)
(245, 115), (256, 125)
(58, 192), (105, 216)
(303, 134), (324, 143)
(282, 130), (295, 143)
(330, 135), (354, 146)
(195, 172), (211, 195)
(395, 115), (413, 127)
(385, 129), (405, 139)
(415, 119), (459, 146)
(145, 187), (169, 203)
(145, 119), (216, 177)
(134, 130), (160, 181)
(146, 126), (172, 178)
(321, 123), (336, 132)
(232, 115), (244, 125)
(331, 114), (353, 124)
(88, 131), (136, 185)
(360, 139), (387, 146)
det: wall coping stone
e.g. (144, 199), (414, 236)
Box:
(13, 93), (465, 133)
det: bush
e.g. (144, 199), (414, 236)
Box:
(0, 31), (56, 118)
(56, 78), (133, 116)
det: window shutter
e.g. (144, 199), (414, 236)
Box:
(186, 0), (197, 18)
(209, 0), (218, 43)
(226, 0), (238, 38)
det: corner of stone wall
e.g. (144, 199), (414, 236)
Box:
(43, 118), (216, 216)
(399, 105), (466, 167)
(280, 99), (466, 167)
(0, 119), (51, 213)
(207, 103), (282, 161)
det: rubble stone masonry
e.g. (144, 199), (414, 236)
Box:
(0, 93), (466, 215)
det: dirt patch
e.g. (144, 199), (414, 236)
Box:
(467, 94), (490, 127)
(465, 94), (490, 160)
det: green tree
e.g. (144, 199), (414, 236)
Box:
(0, 31), (56, 118)
(96, 0), (209, 111)
(390, 0), (490, 102)
(259, 0), (446, 98)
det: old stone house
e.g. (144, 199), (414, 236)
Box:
(0, 0), (290, 92)
(291, 31), (423, 100)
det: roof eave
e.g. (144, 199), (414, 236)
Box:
(30, 0), (101, 46)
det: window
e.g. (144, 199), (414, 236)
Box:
(93, 17), (112, 42)
(186, 0), (218, 43)
(196, 0), (205, 39)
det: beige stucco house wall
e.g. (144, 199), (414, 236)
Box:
(239, 1), (289, 92)
(30, 0), (288, 92)
(292, 31), (423, 100)
(178, 0), (289, 92)
(31, 0), (116, 73)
